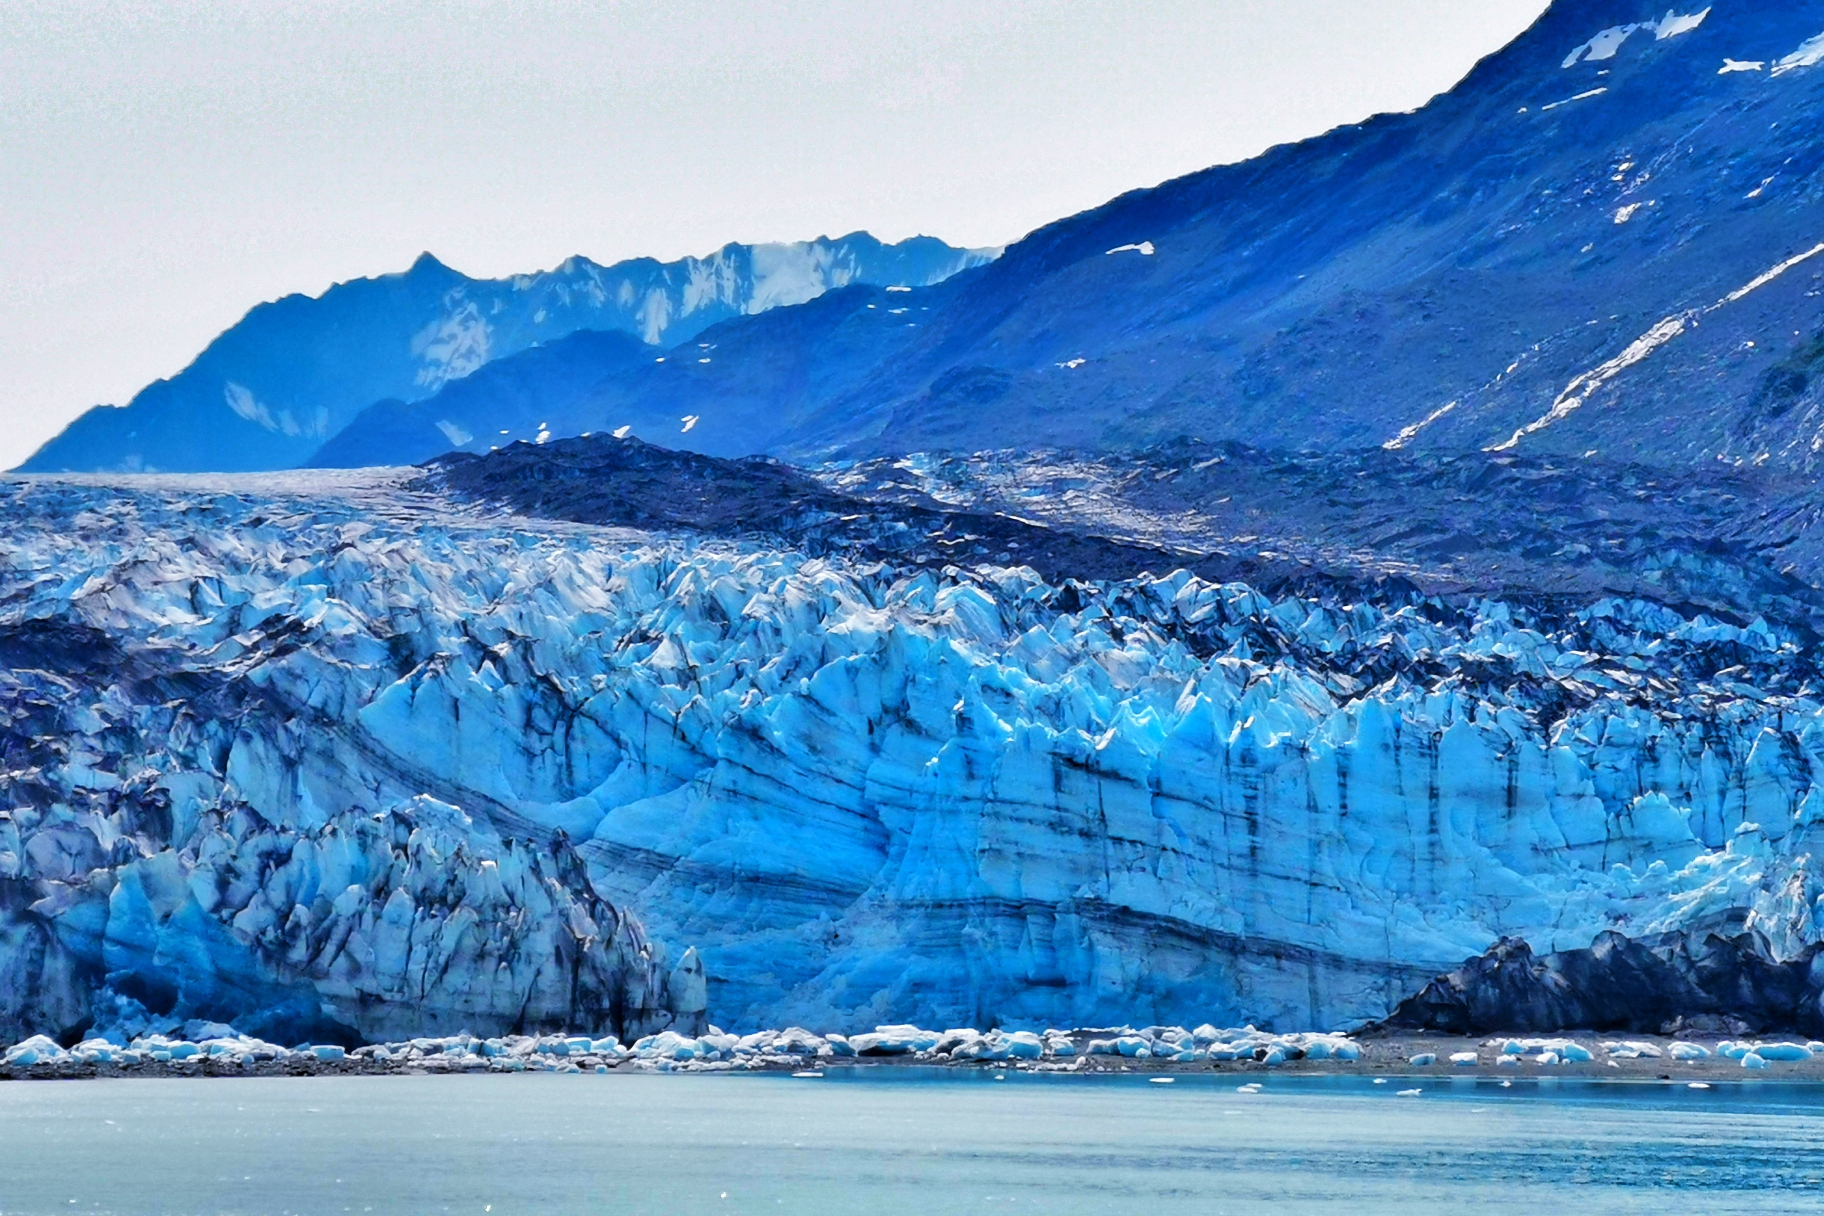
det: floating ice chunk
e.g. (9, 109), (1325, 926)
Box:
(848, 1025), (937, 1055)
(1057, 358), (1086, 370)
(885, 285), (913, 293)
(4, 1035), (67, 1066)
(1150, 1076), (1175, 1084)
(1105, 242), (1155, 256)
(792, 1070), (823, 1078)
(1688, 1081), (1711, 1089)
(1450, 1052), (1479, 1067)
(1409, 1053), (1437, 1066)
(1741, 1052), (1770, 1070)
(1752, 1042), (1812, 1062)
(1397, 1088), (1423, 1096)
(1236, 1083), (1262, 1094)
(1669, 1042), (1711, 1060)
(635, 1031), (705, 1061)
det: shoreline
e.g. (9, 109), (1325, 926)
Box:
(8, 1028), (1824, 1085)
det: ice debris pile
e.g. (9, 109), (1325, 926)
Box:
(0, 1021), (1364, 1076)
(7, 470), (1824, 1039)
(0, 1028), (633, 1074)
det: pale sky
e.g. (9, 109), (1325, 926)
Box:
(0, 0), (1551, 470)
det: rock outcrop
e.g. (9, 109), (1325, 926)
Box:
(1374, 922), (1824, 1037)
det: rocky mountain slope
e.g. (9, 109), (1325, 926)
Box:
(310, 1), (1824, 475)
(788, 0), (1824, 468)
(18, 235), (995, 475)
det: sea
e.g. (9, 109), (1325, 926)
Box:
(2, 1069), (1819, 1214)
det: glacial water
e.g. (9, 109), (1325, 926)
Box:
(3, 1071), (1822, 1214)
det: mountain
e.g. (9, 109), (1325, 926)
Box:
(786, 0), (1824, 468)
(18, 235), (998, 474)
(316, 1), (1824, 474)
(308, 282), (932, 466)
(305, 328), (658, 469)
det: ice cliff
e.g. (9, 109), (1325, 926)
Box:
(5, 454), (1824, 1040)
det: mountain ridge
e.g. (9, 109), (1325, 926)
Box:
(306, 1), (1824, 475)
(19, 233), (997, 474)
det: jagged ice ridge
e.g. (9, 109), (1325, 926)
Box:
(4, 470), (1824, 1042)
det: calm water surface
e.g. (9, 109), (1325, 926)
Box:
(2, 1070), (1821, 1215)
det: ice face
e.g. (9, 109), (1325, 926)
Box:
(2, 470), (1822, 1040)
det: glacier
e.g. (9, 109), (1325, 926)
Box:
(5, 456), (1824, 1043)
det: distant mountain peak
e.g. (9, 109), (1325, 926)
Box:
(19, 233), (997, 474)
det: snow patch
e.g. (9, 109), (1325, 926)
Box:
(680, 415), (699, 433)
(1720, 58), (1765, 74)
(1563, 9), (1708, 68)
(434, 420), (473, 447)
(1615, 203), (1643, 224)
(1492, 240), (1824, 451)
(1490, 316), (1689, 450)
(1383, 400), (1459, 451)
(1541, 87), (1608, 112)
(1655, 7), (1710, 40)
(410, 303), (492, 391)
(1774, 33), (1824, 75)
(1105, 242), (1155, 256)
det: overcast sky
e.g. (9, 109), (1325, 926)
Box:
(1, 0), (1551, 469)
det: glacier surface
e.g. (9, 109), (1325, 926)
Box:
(4, 466), (1824, 1041)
